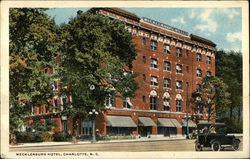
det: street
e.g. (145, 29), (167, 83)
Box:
(10, 139), (243, 152)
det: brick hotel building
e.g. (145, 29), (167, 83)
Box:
(27, 8), (217, 137)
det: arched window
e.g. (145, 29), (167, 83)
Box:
(163, 92), (171, 111)
(176, 94), (182, 112)
(150, 90), (158, 110)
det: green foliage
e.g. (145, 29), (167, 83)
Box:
(16, 132), (42, 143)
(40, 132), (54, 142)
(192, 76), (231, 122)
(216, 117), (243, 133)
(216, 50), (242, 121)
(53, 132), (71, 141)
(9, 8), (59, 138)
(28, 119), (57, 132)
(59, 12), (138, 120)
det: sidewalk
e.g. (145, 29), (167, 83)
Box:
(10, 136), (187, 148)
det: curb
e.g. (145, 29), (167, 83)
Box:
(10, 138), (188, 148)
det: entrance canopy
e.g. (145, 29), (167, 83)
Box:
(138, 117), (156, 127)
(107, 116), (137, 127)
(182, 119), (197, 128)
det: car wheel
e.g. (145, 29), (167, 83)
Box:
(195, 142), (202, 151)
(232, 140), (240, 151)
(211, 141), (221, 151)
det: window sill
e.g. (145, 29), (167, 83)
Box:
(150, 85), (159, 88)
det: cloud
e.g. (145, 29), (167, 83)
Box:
(226, 32), (241, 42)
(189, 9), (218, 33)
(171, 16), (186, 25)
(219, 8), (240, 19)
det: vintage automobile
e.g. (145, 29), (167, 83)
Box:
(195, 122), (241, 151)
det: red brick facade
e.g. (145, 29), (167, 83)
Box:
(27, 8), (216, 137)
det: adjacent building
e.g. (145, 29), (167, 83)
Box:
(26, 8), (217, 138)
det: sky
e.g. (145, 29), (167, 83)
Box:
(46, 8), (242, 52)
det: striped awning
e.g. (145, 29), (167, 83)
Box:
(182, 119), (197, 128)
(106, 116), (137, 127)
(170, 119), (182, 128)
(138, 117), (156, 127)
(158, 118), (176, 127)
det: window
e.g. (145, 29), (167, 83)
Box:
(164, 61), (171, 71)
(176, 64), (183, 74)
(197, 84), (202, 93)
(143, 74), (146, 81)
(176, 48), (182, 57)
(142, 37), (146, 45)
(206, 56), (211, 64)
(176, 81), (183, 90)
(196, 53), (202, 62)
(150, 96), (157, 110)
(105, 94), (115, 108)
(206, 71), (211, 77)
(150, 76), (158, 86)
(197, 69), (202, 77)
(176, 100), (182, 112)
(142, 96), (146, 103)
(164, 44), (170, 54)
(143, 56), (146, 64)
(123, 98), (132, 109)
(186, 66), (189, 72)
(150, 58), (158, 69)
(39, 106), (42, 114)
(31, 106), (34, 115)
(61, 96), (67, 111)
(186, 50), (189, 56)
(163, 98), (171, 111)
(150, 40), (158, 51)
(164, 78), (171, 88)
(45, 105), (49, 113)
(62, 120), (67, 133)
(54, 98), (58, 112)
(52, 81), (58, 91)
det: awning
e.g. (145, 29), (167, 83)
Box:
(106, 116), (137, 127)
(170, 119), (182, 128)
(138, 117), (156, 127)
(158, 118), (176, 127)
(182, 119), (197, 128)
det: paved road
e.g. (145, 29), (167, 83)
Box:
(10, 139), (243, 152)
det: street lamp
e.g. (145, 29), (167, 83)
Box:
(89, 109), (99, 143)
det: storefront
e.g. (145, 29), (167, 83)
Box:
(138, 117), (156, 137)
(158, 118), (182, 136)
(106, 115), (137, 136)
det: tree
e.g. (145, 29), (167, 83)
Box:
(216, 50), (242, 121)
(191, 76), (231, 122)
(59, 11), (138, 140)
(9, 8), (59, 144)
